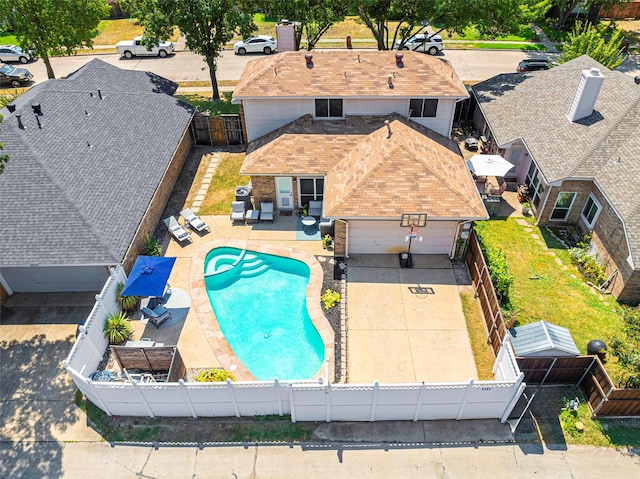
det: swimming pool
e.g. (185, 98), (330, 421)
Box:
(204, 246), (325, 380)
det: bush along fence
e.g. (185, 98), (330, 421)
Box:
(465, 227), (640, 417)
(64, 265), (526, 421)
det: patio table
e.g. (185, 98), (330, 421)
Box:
(301, 215), (317, 234)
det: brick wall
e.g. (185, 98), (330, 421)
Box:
(538, 180), (637, 303)
(250, 176), (276, 210)
(121, 127), (193, 272)
(333, 219), (347, 257)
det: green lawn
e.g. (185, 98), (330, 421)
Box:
(0, 31), (18, 45)
(175, 92), (239, 115)
(475, 218), (627, 383)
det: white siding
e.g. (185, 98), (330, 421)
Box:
(348, 220), (457, 255)
(243, 99), (311, 141)
(243, 97), (460, 141)
(2, 266), (107, 292)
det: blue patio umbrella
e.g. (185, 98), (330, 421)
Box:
(121, 256), (177, 297)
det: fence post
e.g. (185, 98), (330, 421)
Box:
(226, 378), (241, 418)
(288, 383), (297, 423)
(274, 379), (284, 416)
(132, 380), (155, 418)
(413, 383), (426, 422)
(369, 381), (379, 422)
(457, 379), (474, 420)
(591, 387), (614, 417)
(179, 379), (197, 419)
(325, 382), (332, 423)
(500, 373), (526, 424)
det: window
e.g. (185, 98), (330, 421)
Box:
(550, 192), (576, 220)
(525, 161), (545, 209)
(314, 99), (343, 118)
(409, 99), (438, 118)
(299, 177), (324, 206)
(581, 195), (601, 228)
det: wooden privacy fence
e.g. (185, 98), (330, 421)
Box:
(191, 113), (243, 146)
(465, 227), (640, 417)
(111, 346), (186, 383)
(517, 356), (640, 417)
(465, 229), (508, 356)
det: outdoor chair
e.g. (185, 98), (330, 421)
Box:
(163, 216), (191, 243)
(180, 208), (210, 232)
(489, 182), (507, 196)
(260, 201), (274, 222)
(230, 201), (245, 223)
(140, 305), (171, 328)
(308, 200), (323, 218)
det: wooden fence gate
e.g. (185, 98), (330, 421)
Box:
(191, 113), (244, 147)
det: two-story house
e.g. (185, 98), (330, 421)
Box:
(472, 55), (640, 303)
(233, 51), (487, 257)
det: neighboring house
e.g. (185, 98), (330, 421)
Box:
(0, 59), (195, 297)
(233, 51), (487, 257)
(472, 55), (640, 303)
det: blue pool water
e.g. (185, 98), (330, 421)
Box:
(204, 247), (324, 380)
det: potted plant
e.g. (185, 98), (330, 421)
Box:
(521, 202), (531, 216)
(296, 204), (308, 217)
(116, 282), (138, 312)
(322, 234), (333, 249)
(103, 311), (133, 344)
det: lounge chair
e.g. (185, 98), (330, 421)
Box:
(230, 201), (245, 223)
(163, 216), (191, 243)
(141, 305), (171, 328)
(180, 208), (210, 232)
(260, 201), (274, 222)
(308, 200), (323, 218)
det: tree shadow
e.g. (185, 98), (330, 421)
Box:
(0, 334), (78, 477)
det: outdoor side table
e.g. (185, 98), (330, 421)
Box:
(245, 209), (260, 224)
(301, 215), (317, 234)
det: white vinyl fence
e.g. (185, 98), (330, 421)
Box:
(65, 271), (525, 422)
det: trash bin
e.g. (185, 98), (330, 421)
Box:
(235, 185), (252, 210)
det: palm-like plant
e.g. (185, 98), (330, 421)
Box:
(116, 282), (138, 312)
(141, 233), (163, 256)
(103, 311), (133, 344)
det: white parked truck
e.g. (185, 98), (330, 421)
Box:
(116, 36), (175, 58)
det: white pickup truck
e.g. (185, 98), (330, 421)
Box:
(116, 36), (175, 59)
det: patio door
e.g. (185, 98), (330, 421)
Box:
(275, 177), (294, 210)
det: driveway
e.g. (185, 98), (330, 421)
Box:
(346, 254), (478, 383)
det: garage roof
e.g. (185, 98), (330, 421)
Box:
(0, 59), (195, 267)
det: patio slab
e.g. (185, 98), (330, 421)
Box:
(347, 256), (478, 384)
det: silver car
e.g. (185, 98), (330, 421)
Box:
(0, 45), (33, 64)
(233, 35), (277, 55)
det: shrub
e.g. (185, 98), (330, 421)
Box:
(321, 289), (340, 310)
(103, 311), (133, 344)
(141, 233), (163, 256)
(485, 248), (514, 303)
(609, 306), (640, 387)
(569, 233), (607, 285)
(116, 282), (138, 312)
(194, 368), (236, 382)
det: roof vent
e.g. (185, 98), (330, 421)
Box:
(395, 52), (404, 67)
(567, 67), (605, 122)
(384, 119), (391, 138)
(6, 103), (16, 113)
(32, 103), (41, 114)
(635, 75), (640, 85)
(387, 74), (394, 88)
(16, 114), (24, 130)
(305, 53), (313, 68)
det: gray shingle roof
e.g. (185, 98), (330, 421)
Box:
(509, 321), (579, 357)
(473, 55), (640, 265)
(0, 59), (194, 267)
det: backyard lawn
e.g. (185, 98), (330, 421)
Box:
(474, 218), (628, 384)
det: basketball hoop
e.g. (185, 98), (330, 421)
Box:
(408, 225), (421, 238)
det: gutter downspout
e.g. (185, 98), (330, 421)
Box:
(335, 218), (349, 258)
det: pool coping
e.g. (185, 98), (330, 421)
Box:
(190, 239), (335, 382)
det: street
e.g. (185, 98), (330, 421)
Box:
(17, 48), (640, 88)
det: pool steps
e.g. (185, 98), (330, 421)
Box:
(205, 250), (270, 278)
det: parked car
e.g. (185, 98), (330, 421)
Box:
(0, 45), (33, 64)
(394, 34), (444, 55)
(116, 36), (175, 58)
(233, 35), (277, 55)
(0, 63), (33, 87)
(516, 58), (553, 73)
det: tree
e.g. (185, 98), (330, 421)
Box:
(559, 21), (626, 68)
(256, 0), (348, 50)
(0, 0), (110, 79)
(549, 0), (627, 38)
(354, 0), (531, 51)
(121, 0), (255, 100)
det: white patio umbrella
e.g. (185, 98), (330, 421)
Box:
(466, 154), (514, 177)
